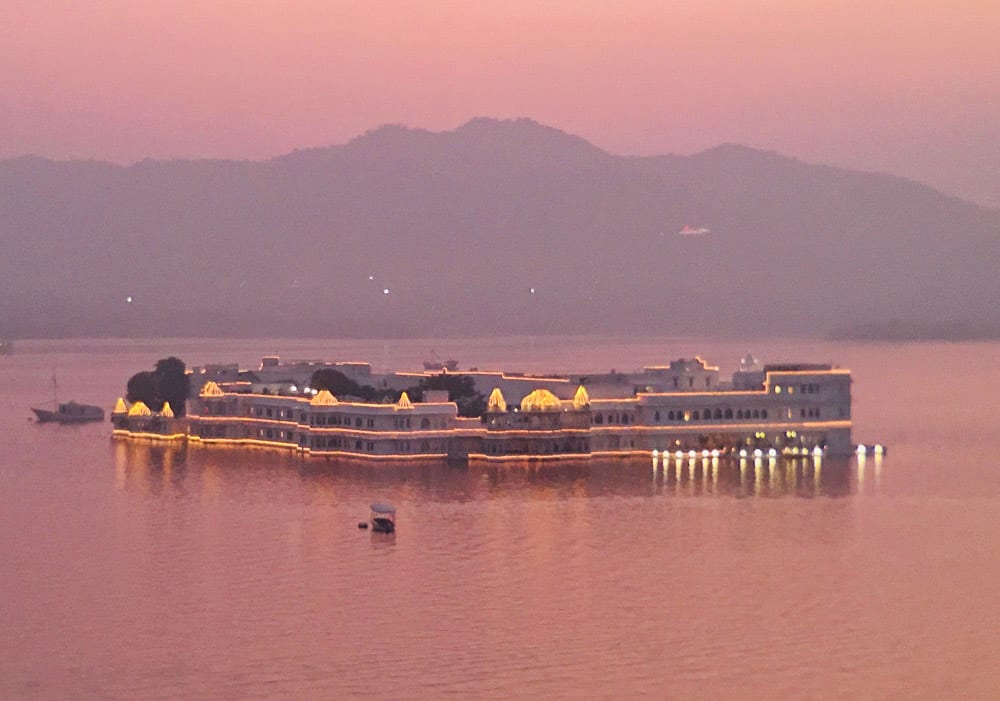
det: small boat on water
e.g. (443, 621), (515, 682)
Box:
(423, 358), (459, 372)
(31, 373), (104, 423)
(32, 401), (105, 424)
(370, 503), (396, 533)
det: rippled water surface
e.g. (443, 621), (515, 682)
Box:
(1, 337), (999, 699)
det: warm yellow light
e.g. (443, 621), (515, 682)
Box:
(487, 387), (507, 412)
(311, 390), (339, 406)
(128, 401), (152, 416)
(520, 388), (562, 412)
(112, 397), (128, 414)
(160, 402), (174, 418)
(395, 392), (413, 410)
(199, 381), (224, 397)
(572, 385), (590, 409)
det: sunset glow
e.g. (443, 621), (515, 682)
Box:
(1, 1), (997, 205)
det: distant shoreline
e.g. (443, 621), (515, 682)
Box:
(828, 322), (1000, 342)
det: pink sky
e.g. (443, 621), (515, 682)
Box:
(1, 0), (998, 206)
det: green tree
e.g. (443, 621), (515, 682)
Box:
(126, 370), (159, 409)
(417, 374), (485, 417)
(310, 368), (361, 397)
(124, 356), (190, 415)
(155, 356), (189, 416)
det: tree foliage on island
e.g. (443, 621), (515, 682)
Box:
(309, 369), (486, 417)
(414, 373), (486, 417)
(310, 368), (389, 403)
(125, 356), (190, 415)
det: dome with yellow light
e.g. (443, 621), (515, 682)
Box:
(519, 388), (562, 412)
(486, 387), (507, 412)
(310, 390), (338, 406)
(199, 381), (224, 397)
(127, 401), (152, 416)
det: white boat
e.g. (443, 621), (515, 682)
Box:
(31, 373), (105, 423)
(370, 503), (396, 533)
(32, 401), (105, 424)
(423, 357), (458, 372)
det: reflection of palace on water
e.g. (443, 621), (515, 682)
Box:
(111, 354), (853, 461)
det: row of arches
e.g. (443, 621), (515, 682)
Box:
(651, 408), (770, 423)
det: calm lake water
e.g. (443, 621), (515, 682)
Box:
(1, 336), (999, 699)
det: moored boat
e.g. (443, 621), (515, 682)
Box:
(370, 503), (396, 533)
(32, 401), (105, 424)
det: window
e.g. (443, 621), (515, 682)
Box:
(692, 411), (699, 420)
(724, 409), (733, 419)
(595, 414), (603, 424)
(654, 410), (660, 422)
(355, 418), (362, 428)
(714, 409), (722, 419)
(367, 419), (374, 428)
(421, 418), (430, 428)
(667, 410), (675, 421)
(761, 409), (768, 419)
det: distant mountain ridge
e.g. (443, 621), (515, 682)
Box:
(1, 118), (998, 339)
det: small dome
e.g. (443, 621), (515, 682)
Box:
(572, 385), (590, 409)
(395, 391), (413, 410)
(199, 381), (224, 397)
(486, 388), (507, 412)
(520, 388), (562, 412)
(160, 402), (175, 418)
(112, 397), (128, 414)
(311, 390), (338, 406)
(128, 401), (152, 416)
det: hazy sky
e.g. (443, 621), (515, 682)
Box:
(2, 0), (998, 206)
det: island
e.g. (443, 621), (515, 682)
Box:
(111, 353), (853, 461)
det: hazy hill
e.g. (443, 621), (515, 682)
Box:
(2, 118), (998, 339)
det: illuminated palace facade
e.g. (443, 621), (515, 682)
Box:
(111, 356), (853, 460)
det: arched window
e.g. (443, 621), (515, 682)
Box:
(594, 414), (603, 424)
(420, 417), (430, 428)
(668, 410), (675, 420)
(654, 410), (661, 422)
(752, 409), (759, 419)
(692, 410), (700, 420)
(724, 409), (733, 419)
(714, 409), (722, 419)
(761, 409), (768, 419)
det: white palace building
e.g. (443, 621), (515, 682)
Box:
(111, 354), (853, 461)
